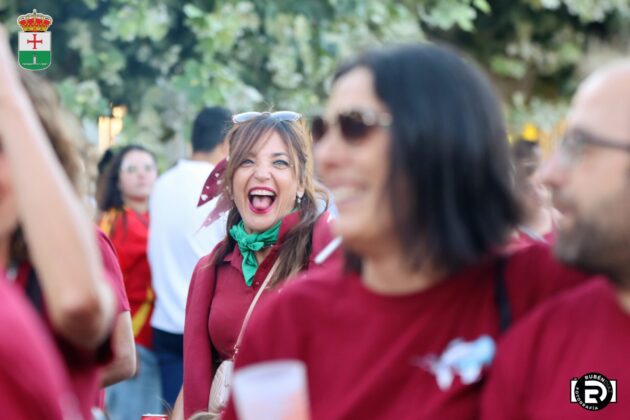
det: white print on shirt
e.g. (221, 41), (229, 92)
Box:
(412, 335), (496, 390)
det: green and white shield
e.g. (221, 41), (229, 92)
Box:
(18, 32), (51, 71)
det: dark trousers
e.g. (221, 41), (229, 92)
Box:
(152, 328), (184, 409)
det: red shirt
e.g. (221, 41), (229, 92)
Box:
(506, 228), (555, 253)
(183, 211), (341, 418)
(14, 229), (128, 420)
(223, 243), (590, 420)
(482, 278), (628, 420)
(0, 272), (79, 420)
(100, 208), (153, 347)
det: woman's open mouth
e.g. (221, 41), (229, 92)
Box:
(248, 188), (276, 214)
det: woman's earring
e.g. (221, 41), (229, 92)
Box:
(296, 195), (302, 205)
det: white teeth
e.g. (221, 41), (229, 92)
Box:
(249, 189), (275, 197)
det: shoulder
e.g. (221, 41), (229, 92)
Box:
(95, 227), (118, 257)
(94, 227), (128, 311)
(528, 278), (611, 326)
(260, 263), (349, 321)
(191, 247), (220, 278)
(312, 210), (335, 237)
(309, 211), (341, 264)
(151, 164), (186, 196)
(504, 241), (584, 279)
(236, 264), (350, 362)
(155, 163), (182, 183)
(188, 242), (227, 290)
(502, 242), (592, 316)
(501, 279), (609, 351)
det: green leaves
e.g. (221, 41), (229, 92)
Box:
(102, 1), (171, 42)
(1, 0), (628, 160)
(420, 0), (490, 32)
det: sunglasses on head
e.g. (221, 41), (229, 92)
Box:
(232, 111), (302, 124)
(311, 109), (392, 144)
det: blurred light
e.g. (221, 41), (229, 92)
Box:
(98, 105), (126, 153)
(521, 123), (539, 142)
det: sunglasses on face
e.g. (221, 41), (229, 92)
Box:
(232, 111), (302, 124)
(311, 109), (392, 144)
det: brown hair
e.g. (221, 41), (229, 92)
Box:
(212, 115), (328, 287)
(9, 71), (84, 263)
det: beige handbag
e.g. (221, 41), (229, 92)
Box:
(206, 260), (279, 419)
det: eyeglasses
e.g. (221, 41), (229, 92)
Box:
(558, 129), (630, 165)
(311, 109), (392, 144)
(232, 111), (302, 124)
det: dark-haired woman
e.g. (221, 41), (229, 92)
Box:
(180, 112), (340, 418)
(223, 44), (591, 419)
(97, 145), (163, 419)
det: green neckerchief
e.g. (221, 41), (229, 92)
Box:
(229, 220), (282, 286)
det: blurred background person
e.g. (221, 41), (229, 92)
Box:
(97, 145), (162, 419)
(0, 26), (118, 420)
(148, 106), (231, 410)
(509, 138), (556, 250)
(223, 43), (591, 420)
(482, 61), (630, 420)
(179, 111), (340, 419)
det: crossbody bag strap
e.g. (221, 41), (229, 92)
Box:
(233, 258), (280, 357)
(494, 255), (512, 333)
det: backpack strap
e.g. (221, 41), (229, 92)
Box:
(495, 256), (512, 333)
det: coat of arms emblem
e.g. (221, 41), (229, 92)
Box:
(17, 9), (53, 71)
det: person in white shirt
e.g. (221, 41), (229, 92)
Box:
(148, 106), (231, 408)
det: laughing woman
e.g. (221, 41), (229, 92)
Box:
(180, 112), (340, 418)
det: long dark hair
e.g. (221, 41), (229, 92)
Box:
(335, 43), (521, 274)
(211, 115), (328, 287)
(96, 144), (156, 212)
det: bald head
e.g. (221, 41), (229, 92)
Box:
(569, 61), (630, 142)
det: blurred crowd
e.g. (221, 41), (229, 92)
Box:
(1, 20), (630, 420)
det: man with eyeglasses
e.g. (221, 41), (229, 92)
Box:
(482, 61), (630, 419)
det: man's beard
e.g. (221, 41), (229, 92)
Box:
(554, 202), (630, 286)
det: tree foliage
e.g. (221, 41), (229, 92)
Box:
(1, 0), (628, 157)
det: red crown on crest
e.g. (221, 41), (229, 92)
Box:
(17, 9), (53, 32)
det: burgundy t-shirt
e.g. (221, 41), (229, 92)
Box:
(15, 229), (128, 420)
(0, 272), (79, 420)
(482, 278), (628, 420)
(223, 243), (590, 420)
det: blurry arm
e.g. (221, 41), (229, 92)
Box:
(0, 27), (116, 349)
(171, 387), (184, 420)
(100, 311), (136, 387)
